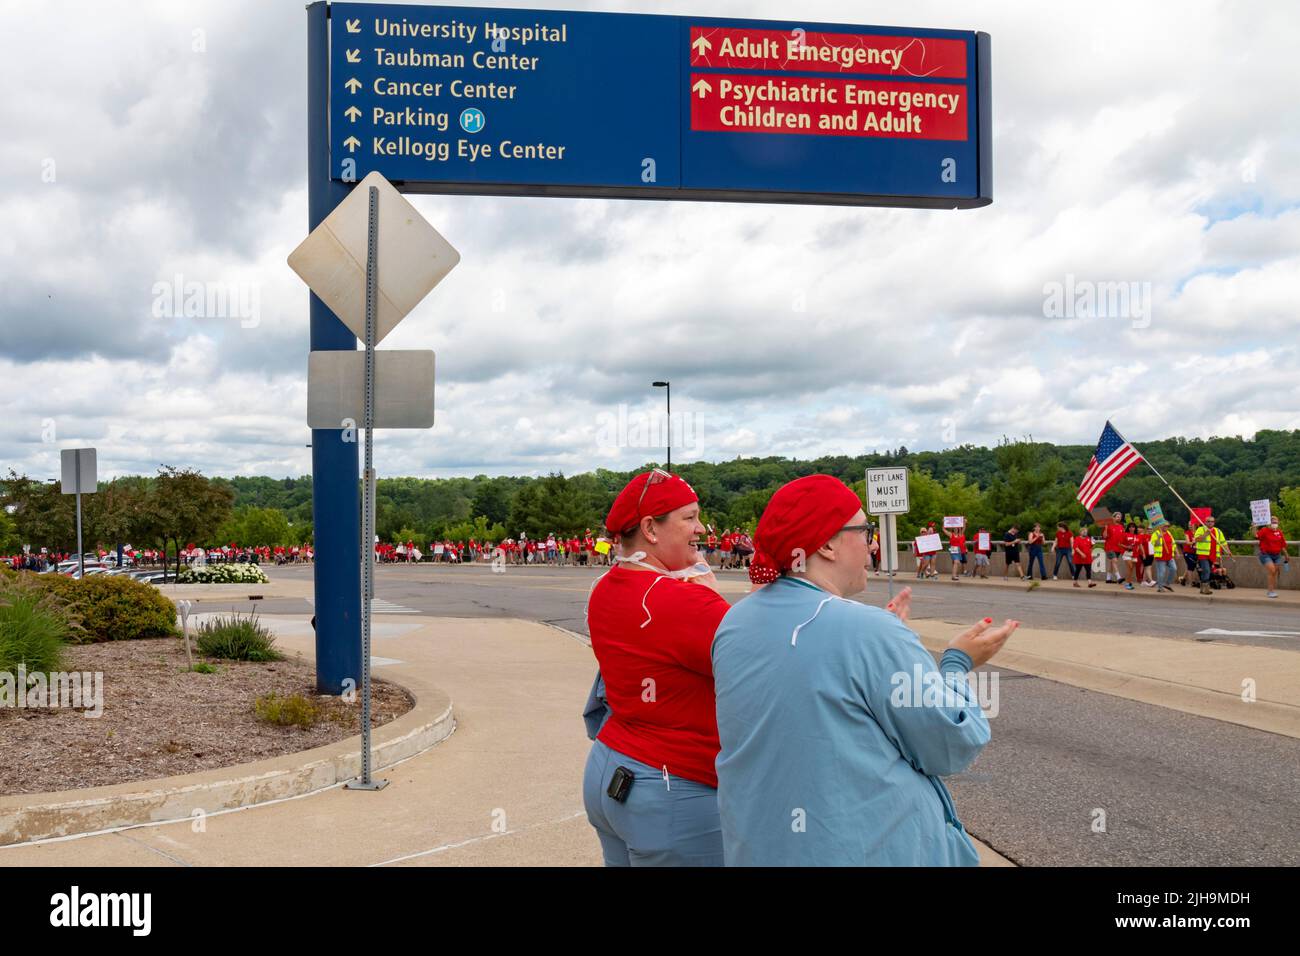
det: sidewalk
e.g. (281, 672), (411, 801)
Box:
(0, 615), (1014, 866)
(844, 570), (1300, 608)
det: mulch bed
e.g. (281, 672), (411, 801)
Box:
(0, 637), (413, 796)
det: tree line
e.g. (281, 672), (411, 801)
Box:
(3, 430), (1298, 554)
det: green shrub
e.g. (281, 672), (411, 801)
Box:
(0, 578), (70, 675)
(34, 574), (177, 643)
(254, 692), (320, 728)
(196, 612), (283, 661)
(190, 662), (218, 674)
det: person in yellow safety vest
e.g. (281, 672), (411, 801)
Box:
(1191, 515), (1231, 595)
(1150, 523), (1178, 592)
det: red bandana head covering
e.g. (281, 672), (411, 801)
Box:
(605, 470), (699, 534)
(749, 475), (864, 585)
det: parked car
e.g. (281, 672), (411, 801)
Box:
(135, 570), (177, 584)
(66, 566), (109, 579)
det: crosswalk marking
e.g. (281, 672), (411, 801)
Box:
(369, 598), (419, 615)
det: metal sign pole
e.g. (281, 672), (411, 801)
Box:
(75, 448), (84, 577)
(886, 513), (895, 603)
(348, 185), (387, 791)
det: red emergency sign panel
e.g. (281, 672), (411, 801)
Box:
(689, 26), (967, 79)
(689, 74), (969, 141)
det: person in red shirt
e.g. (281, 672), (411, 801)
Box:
(1103, 514), (1128, 583)
(1121, 522), (1141, 590)
(1138, 526), (1156, 587)
(944, 522), (967, 580)
(719, 528), (734, 569)
(1255, 516), (1289, 598)
(583, 469), (729, 866)
(972, 527), (992, 578)
(1052, 522), (1074, 579)
(1150, 523), (1178, 592)
(1072, 526), (1097, 587)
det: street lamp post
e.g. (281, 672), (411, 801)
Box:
(652, 381), (670, 471)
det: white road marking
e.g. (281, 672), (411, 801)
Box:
(369, 599), (419, 614)
(1195, 628), (1300, 638)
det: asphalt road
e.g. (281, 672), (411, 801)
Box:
(239, 563), (1300, 865)
(245, 563), (1300, 649)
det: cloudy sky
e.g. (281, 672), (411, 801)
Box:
(2, 0), (1298, 482)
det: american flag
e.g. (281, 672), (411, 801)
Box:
(1077, 422), (1143, 509)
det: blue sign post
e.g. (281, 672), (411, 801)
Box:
(308, 2), (361, 694)
(305, 2), (991, 694)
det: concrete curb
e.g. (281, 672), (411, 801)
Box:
(912, 631), (1300, 740)
(155, 579), (316, 602)
(0, 672), (454, 847)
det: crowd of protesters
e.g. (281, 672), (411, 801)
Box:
(882, 512), (1290, 597)
(8, 512), (1288, 597)
(374, 532), (617, 567)
(4, 543), (315, 573)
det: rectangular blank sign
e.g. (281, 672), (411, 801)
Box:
(60, 448), (96, 495)
(308, 350), (435, 429)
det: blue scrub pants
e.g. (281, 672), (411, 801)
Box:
(582, 738), (722, 867)
(1027, 547), (1047, 579)
(1198, 558), (1213, 584)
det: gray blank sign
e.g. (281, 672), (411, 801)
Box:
(307, 350), (435, 429)
(60, 448), (97, 495)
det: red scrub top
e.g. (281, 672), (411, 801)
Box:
(587, 565), (730, 787)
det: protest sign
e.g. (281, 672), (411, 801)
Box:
(916, 533), (943, 553)
(1250, 499), (1271, 525)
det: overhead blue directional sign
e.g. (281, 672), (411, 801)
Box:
(330, 2), (990, 207)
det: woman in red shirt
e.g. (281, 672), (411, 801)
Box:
(1072, 527), (1097, 587)
(583, 470), (730, 866)
(1256, 517), (1289, 598)
(1052, 522), (1074, 579)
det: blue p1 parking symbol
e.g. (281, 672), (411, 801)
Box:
(460, 108), (485, 133)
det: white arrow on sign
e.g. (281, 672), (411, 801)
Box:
(692, 78), (712, 98)
(692, 35), (712, 55)
(344, 105), (362, 122)
(345, 77), (362, 93)
(345, 18), (361, 33)
(343, 135), (360, 152)
(346, 48), (361, 63)
(287, 171), (460, 347)
(1196, 628), (1300, 638)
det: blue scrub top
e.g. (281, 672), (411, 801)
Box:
(712, 576), (988, 866)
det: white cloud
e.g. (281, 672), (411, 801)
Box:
(1, 0), (1297, 482)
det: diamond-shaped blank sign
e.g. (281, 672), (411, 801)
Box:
(287, 171), (459, 345)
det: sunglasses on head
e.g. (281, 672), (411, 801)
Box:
(636, 467), (673, 510)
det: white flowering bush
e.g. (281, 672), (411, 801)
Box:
(176, 563), (269, 584)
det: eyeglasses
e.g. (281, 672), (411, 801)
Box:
(636, 468), (673, 510)
(839, 523), (872, 537)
